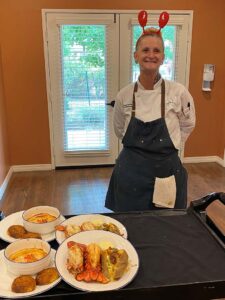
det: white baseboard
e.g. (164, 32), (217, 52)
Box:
(183, 155), (225, 167)
(12, 164), (53, 172)
(0, 167), (13, 201)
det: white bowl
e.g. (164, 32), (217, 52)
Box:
(22, 206), (61, 235)
(4, 238), (51, 276)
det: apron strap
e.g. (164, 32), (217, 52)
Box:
(131, 82), (138, 118)
(161, 79), (165, 118)
(132, 79), (166, 118)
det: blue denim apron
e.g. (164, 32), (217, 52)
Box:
(105, 80), (187, 212)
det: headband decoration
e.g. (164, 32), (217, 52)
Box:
(138, 10), (169, 35)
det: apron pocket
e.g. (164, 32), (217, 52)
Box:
(152, 175), (176, 208)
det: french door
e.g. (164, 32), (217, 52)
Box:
(43, 10), (192, 167)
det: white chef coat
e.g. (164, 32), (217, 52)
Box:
(113, 78), (196, 151)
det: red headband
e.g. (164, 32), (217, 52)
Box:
(138, 10), (169, 35)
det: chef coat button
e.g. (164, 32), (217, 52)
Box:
(141, 139), (144, 143)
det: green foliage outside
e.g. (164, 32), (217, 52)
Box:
(62, 25), (106, 132)
(62, 25), (105, 100)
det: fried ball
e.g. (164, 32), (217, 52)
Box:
(12, 275), (36, 293)
(8, 225), (27, 239)
(22, 232), (42, 239)
(7, 225), (42, 239)
(36, 267), (60, 285)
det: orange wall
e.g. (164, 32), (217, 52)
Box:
(0, 47), (10, 184)
(0, 0), (225, 170)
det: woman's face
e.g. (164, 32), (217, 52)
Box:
(134, 35), (164, 74)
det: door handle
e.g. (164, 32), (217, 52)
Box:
(0, 211), (5, 220)
(106, 100), (115, 107)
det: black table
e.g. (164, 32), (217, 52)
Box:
(0, 192), (225, 300)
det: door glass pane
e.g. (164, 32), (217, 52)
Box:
(61, 25), (108, 152)
(132, 25), (176, 81)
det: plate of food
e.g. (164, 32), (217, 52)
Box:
(55, 214), (128, 244)
(0, 248), (61, 298)
(0, 211), (65, 243)
(55, 230), (139, 292)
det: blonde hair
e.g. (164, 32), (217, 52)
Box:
(135, 28), (164, 51)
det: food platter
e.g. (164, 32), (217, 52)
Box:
(0, 211), (65, 243)
(55, 214), (128, 244)
(0, 249), (61, 298)
(55, 230), (139, 292)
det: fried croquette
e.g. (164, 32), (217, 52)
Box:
(7, 225), (27, 239)
(11, 275), (36, 293)
(7, 225), (42, 239)
(36, 267), (59, 285)
(22, 232), (42, 239)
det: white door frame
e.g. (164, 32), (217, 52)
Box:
(42, 11), (120, 167)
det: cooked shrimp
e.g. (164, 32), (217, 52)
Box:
(80, 222), (95, 231)
(55, 224), (81, 238)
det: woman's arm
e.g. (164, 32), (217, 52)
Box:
(113, 95), (125, 140)
(179, 88), (196, 144)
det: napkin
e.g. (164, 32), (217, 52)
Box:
(152, 175), (176, 208)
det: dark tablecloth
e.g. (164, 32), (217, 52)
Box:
(1, 209), (225, 299)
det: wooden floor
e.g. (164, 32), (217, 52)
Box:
(0, 163), (225, 230)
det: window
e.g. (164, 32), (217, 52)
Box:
(61, 25), (108, 152)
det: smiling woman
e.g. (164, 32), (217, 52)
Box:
(105, 11), (196, 212)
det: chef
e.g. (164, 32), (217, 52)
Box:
(105, 11), (196, 212)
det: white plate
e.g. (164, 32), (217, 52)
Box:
(55, 230), (139, 292)
(0, 249), (61, 298)
(0, 211), (65, 243)
(55, 214), (128, 244)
